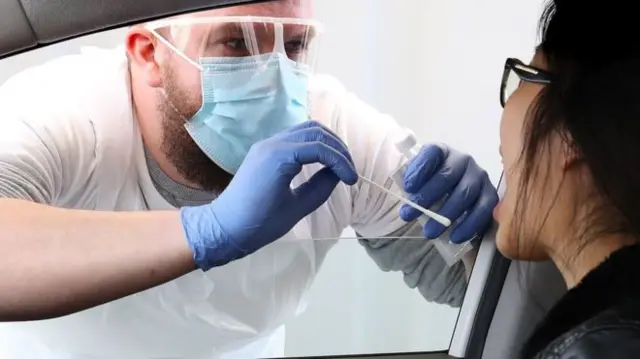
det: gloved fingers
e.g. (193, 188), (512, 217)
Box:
(292, 167), (341, 214)
(297, 120), (351, 150)
(449, 176), (498, 244)
(399, 202), (425, 223)
(404, 144), (445, 193)
(399, 153), (468, 223)
(275, 120), (351, 154)
(420, 167), (485, 240)
(282, 126), (355, 165)
(277, 119), (321, 134)
(291, 142), (358, 185)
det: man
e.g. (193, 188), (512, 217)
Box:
(0, 1), (497, 358)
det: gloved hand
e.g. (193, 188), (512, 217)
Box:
(180, 121), (358, 271)
(399, 144), (498, 244)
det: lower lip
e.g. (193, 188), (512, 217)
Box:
(493, 201), (502, 221)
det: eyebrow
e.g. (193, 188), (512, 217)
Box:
(206, 22), (317, 44)
(215, 22), (244, 36)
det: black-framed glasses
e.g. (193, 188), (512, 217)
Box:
(500, 58), (552, 107)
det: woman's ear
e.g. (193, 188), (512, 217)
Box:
(125, 26), (163, 88)
(561, 136), (581, 171)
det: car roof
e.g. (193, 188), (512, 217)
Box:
(0, 0), (268, 60)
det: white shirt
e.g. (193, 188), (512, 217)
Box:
(0, 46), (417, 359)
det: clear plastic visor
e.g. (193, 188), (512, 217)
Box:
(146, 16), (323, 71)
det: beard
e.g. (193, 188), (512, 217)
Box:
(158, 65), (233, 193)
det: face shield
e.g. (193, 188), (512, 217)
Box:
(146, 16), (324, 174)
(147, 16), (322, 71)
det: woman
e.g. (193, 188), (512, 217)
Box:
(495, 0), (640, 358)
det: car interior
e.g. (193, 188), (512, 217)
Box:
(0, 0), (568, 358)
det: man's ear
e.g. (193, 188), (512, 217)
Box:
(125, 26), (163, 88)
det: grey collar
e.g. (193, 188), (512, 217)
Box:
(144, 148), (217, 207)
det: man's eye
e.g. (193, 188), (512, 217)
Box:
(224, 38), (247, 50)
(285, 40), (307, 53)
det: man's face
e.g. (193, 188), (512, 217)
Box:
(158, 0), (314, 192)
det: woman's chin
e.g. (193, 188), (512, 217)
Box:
(496, 226), (518, 259)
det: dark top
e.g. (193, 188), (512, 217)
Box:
(521, 244), (640, 359)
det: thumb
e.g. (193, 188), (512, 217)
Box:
(292, 167), (341, 215)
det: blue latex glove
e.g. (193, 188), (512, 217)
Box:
(180, 121), (358, 271)
(399, 144), (498, 244)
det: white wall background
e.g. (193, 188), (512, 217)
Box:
(0, 0), (543, 357)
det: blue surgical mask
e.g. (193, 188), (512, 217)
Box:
(184, 52), (310, 174)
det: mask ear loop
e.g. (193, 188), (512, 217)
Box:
(145, 27), (199, 122)
(149, 27), (203, 71)
(148, 26), (205, 122)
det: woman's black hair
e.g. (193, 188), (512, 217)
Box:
(512, 0), (640, 258)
